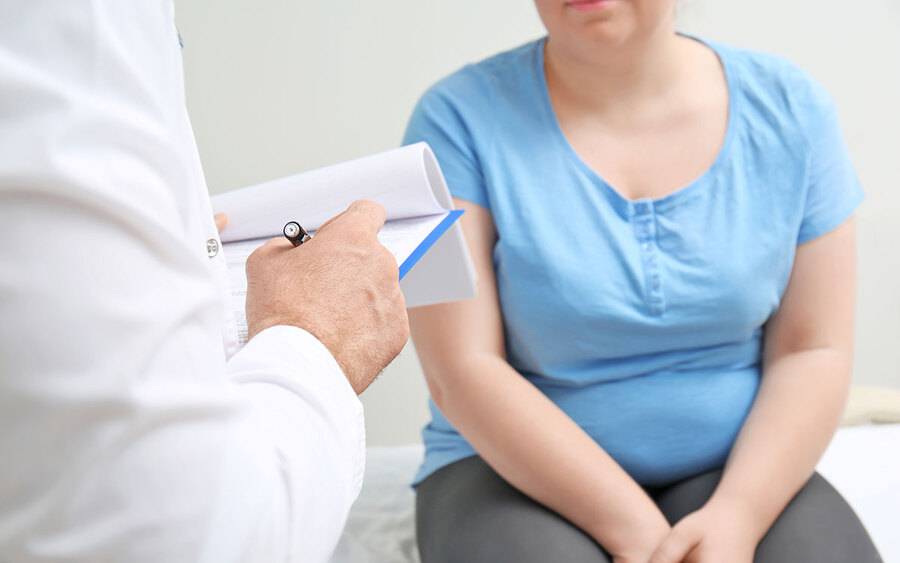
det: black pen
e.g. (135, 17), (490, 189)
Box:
(283, 221), (312, 247)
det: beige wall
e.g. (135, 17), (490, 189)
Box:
(177, 1), (900, 446)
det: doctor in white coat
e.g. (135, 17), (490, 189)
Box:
(0, 2), (409, 562)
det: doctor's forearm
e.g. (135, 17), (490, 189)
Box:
(709, 348), (851, 539)
(430, 354), (670, 557)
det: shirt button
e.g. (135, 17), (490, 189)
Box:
(206, 238), (220, 258)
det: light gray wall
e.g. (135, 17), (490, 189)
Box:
(177, 1), (900, 446)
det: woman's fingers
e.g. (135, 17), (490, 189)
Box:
(649, 522), (701, 563)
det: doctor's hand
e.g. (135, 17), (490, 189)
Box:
(215, 212), (228, 232)
(243, 200), (409, 394)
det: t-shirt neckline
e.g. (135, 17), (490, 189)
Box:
(533, 33), (741, 218)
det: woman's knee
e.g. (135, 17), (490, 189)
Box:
(755, 472), (882, 563)
(416, 456), (610, 563)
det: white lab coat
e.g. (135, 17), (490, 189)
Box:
(0, 2), (364, 562)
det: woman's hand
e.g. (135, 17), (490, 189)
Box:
(607, 513), (671, 563)
(648, 498), (761, 563)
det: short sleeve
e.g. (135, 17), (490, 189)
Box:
(402, 71), (491, 210)
(796, 82), (864, 244)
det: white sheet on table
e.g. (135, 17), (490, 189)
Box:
(331, 446), (422, 563)
(331, 425), (900, 563)
(816, 424), (900, 561)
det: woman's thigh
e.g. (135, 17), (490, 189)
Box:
(653, 469), (882, 563)
(415, 456), (611, 563)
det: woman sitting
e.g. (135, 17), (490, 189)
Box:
(404, 1), (881, 562)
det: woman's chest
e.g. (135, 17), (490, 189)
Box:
(560, 108), (728, 202)
(487, 161), (806, 357)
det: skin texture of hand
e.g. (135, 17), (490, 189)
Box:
(648, 499), (759, 563)
(609, 516), (671, 563)
(611, 533), (670, 563)
(241, 200), (409, 394)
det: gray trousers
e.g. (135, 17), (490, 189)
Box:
(416, 456), (882, 563)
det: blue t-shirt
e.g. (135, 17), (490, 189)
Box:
(403, 37), (863, 487)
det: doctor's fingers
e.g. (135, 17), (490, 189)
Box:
(255, 237), (295, 256)
(214, 213), (228, 232)
(318, 200), (386, 240)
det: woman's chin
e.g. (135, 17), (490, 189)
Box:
(566, 22), (638, 49)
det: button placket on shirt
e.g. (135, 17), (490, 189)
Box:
(631, 201), (666, 316)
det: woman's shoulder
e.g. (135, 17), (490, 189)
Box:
(711, 39), (836, 122)
(414, 38), (544, 114)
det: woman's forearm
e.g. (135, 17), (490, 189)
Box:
(415, 200), (667, 558)
(708, 347), (851, 539)
(432, 353), (670, 557)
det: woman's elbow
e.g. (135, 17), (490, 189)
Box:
(420, 354), (489, 412)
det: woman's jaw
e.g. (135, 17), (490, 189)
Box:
(536, 0), (677, 52)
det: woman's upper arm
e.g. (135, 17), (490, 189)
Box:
(409, 198), (505, 386)
(764, 218), (857, 364)
(764, 77), (862, 366)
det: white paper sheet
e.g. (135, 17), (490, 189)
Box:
(213, 143), (447, 243)
(212, 143), (476, 350)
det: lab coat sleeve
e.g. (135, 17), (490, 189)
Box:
(0, 1), (363, 562)
(228, 326), (366, 559)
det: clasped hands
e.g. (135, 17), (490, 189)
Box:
(618, 497), (763, 563)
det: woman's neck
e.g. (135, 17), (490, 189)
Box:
(544, 28), (687, 115)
